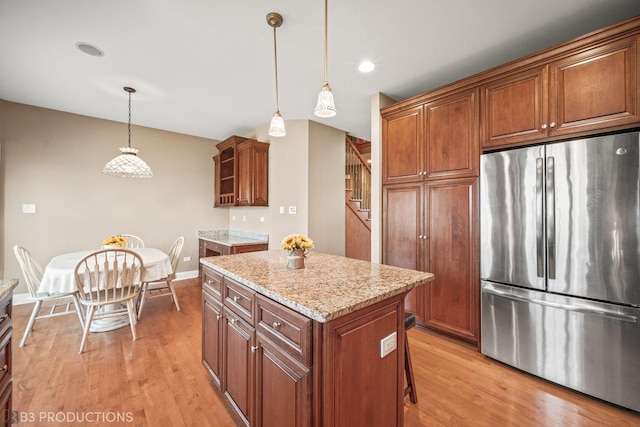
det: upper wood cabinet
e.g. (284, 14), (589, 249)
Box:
(482, 35), (640, 149)
(382, 89), (479, 184)
(213, 136), (269, 207)
(382, 106), (424, 184)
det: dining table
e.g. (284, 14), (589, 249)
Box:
(38, 247), (173, 331)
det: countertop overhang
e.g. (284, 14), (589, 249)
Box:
(198, 230), (269, 247)
(201, 250), (434, 322)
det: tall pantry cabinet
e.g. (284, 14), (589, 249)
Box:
(382, 89), (480, 344)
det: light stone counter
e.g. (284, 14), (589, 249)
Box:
(0, 278), (19, 301)
(198, 230), (269, 247)
(201, 250), (434, 322)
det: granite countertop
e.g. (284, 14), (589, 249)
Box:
(0, 278), (19, 301)
(198, 230), (269, 247)
(201, 250), (434, 322)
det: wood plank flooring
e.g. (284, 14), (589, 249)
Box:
(11, 278), (640, 426)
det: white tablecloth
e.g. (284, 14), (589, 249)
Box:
(38, 248), (173, 294)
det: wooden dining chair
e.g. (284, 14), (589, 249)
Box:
(74, 248), (143, 353)
(137, 236), (184, 319)
(13, 246), (85, 347)
(121, 234), (145, 248)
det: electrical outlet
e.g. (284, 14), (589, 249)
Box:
(279, 206), (285, 214)
(23, 204), (36, 213)
(183, 256), (191, 262)
(380, 332), (397, 358)
(288, 206), (297, 214)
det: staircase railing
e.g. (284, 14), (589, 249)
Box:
(345, 137), (371, 219)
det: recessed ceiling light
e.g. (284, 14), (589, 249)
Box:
(75, 42), (105, 57)
(358, 61), (375, 73)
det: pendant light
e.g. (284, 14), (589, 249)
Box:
(103, 87), (153, 178)
(267, 12), (286, 137)
(314, 0), (336, 118)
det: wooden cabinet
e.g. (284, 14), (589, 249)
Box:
(214, 136), (269, 207)
(199, 239), (268, 277)
(382, 90), (479, 185)
(0, 290), (12, 427)
(237, 141), (269, 206)
(203, 284), (223, 387)
(254, 295), (312, 427)
(223, 305), (255, 426)
(423, 179), (478, 342)
(382, 180), (479, 342)
(482, 35), (640, 150)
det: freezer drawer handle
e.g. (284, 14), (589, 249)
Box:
(483, 287), (638, 323)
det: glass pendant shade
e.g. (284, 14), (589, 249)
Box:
(103, 147), (153, 178)
(268, 110), (287, 137)
(103, 86), (153, 178)
(314, 83), (336, 118)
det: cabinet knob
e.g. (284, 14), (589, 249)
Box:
(0, 365), (7, 372)
(1, 314), (7, 321)
(232, 296), (240, 303)
(216, 314), (222, 320)
(418, 235), (423, 239)
(550, 122), (556, 128)
(541, 123), (548, 130)
(251, 345), (259, 353)
(229, 318), (237, 325)
(272, 322), (281, 330)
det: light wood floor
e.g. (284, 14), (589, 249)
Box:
(11, 278), (640, 426)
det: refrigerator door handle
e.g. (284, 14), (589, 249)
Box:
(536, 157), (544, 278)
(482, 286), (638, 323)
(546, 156), (556, 279)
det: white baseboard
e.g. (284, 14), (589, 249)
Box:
(12, 269), (200, 306)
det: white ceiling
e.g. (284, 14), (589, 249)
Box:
(1, 1), (639, 142)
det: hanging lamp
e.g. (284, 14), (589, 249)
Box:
(267, 12), (286, 137)
(103, 87), (153, 178)
(314, 0), (336, 118)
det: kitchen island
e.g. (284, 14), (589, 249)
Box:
(200, 250), (434, 427)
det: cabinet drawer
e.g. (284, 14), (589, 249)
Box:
(204, 241), (231, 256)
(256, 294), (312, 366)
(224, 277), (255, 324)
(202, 267), (223, 301)
(0, 297), (11, 338)
(0, 328), (11, 394)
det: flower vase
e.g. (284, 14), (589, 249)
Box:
(287, 249), (306, 269)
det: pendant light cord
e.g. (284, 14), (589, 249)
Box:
(127, 90), (132, 149)
(273, 26), (280, 111)
(323, 0), (329, 85)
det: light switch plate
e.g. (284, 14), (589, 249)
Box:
(288, 206), (297, 214)
(380, 332), (397, 358)
(22, 204), (36, 213)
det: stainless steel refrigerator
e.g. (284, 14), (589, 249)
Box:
(480, 131), (640, 412)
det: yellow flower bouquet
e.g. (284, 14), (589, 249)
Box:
(280, 234), (313, 269)
(280, 234), (314, 251)
(102, 235), (127, 248)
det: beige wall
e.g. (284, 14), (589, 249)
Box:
(370, 93), (397, 263)
(1, 100), (228, 295)
(230, 119), (345, 255)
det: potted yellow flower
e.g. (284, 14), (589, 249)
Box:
(280, 234), (314, 269)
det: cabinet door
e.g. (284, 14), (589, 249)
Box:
(223, 307), (255, 426)
(424, 178), (479, 343)
(425, 89), (479, 178)
(237, 144), (269, 207)
(237, 145), (252, 206)
(382, 106), (425, 184)
(550, 36), (639, 136)
(382, 183), (425, 322)
(254, 334), (311, 427)
(481, 65), (549, 149)
(202, 291), (223, 388)
(251, 145), (269, 206)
